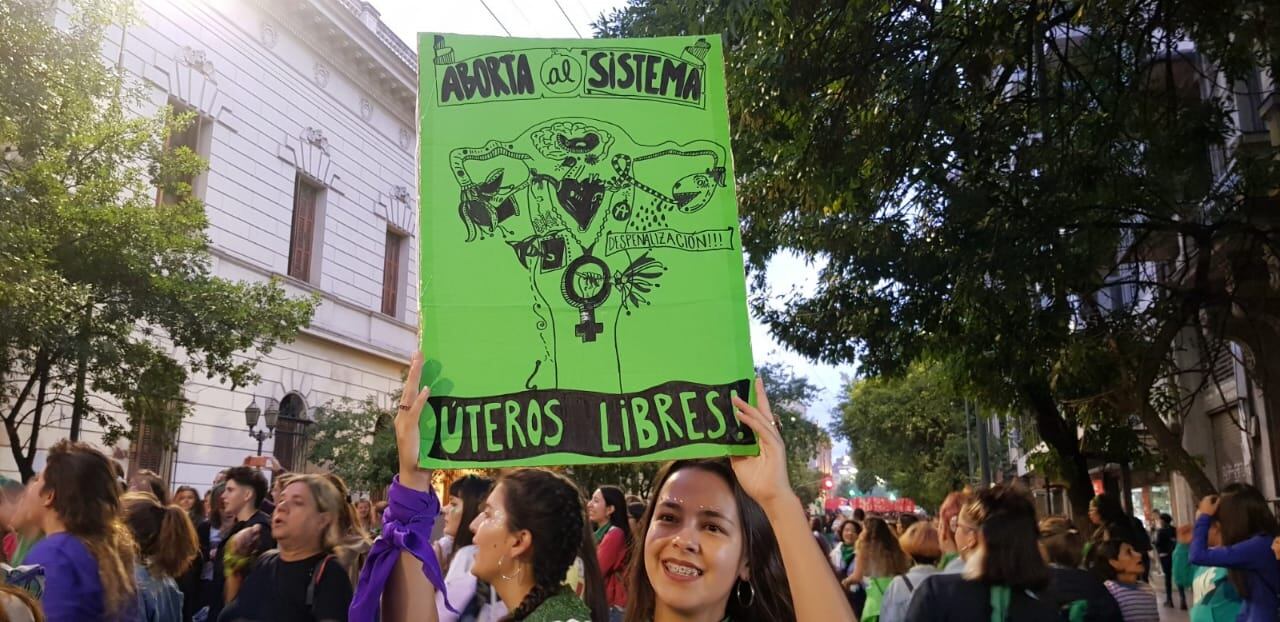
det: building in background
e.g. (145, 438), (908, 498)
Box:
(0, 0), (420, 492)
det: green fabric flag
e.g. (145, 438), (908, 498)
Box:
(416, 34), (756, 468)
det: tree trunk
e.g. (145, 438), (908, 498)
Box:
(1138, 399), (1217, 498)
(976, 401), (992, 486)
(1022, 381), (1095, 528)
(4, 353), (48, 482)
(70, 305), (92, 441)
(24, 365), (48, 481)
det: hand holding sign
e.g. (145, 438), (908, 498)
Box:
(397, 352), (434, 492)
(729, 377), (792, 510)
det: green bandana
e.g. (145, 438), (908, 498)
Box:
(594, 523), (612, 544)
(989, 585), (1012, 622)
(840, 543), (856, 567)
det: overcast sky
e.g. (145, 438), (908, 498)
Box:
(373, 0), (856, 456)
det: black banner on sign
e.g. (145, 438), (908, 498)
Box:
(424, 379), (754, 462)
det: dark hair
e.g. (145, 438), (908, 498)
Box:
(596, 485), (632, 548)
(1218, 482), (1280, 597)
(962, 484), (1050, 591)
(899, 513), (919, 531)
(122, 492), (200, 578)
(853, 508), (866, 522)
(627, 501), (645, 521)
(132, 469), (168, 504)
(1085, 538), (1128, 582)
(223, 466), (268, 509)
(1088, 493), (1132, 542)
(207, 482), (226, 531)
(498, 469), (607, 622)
(447, 475), (493, 567)
(624, 459), (796, 622)
(43, 441), (136, 614)
(1038, 516), (1084, 568)
(1159, 513), (1173, 526)
(173, 485), (205, 524)
(839, 518), (862, 543)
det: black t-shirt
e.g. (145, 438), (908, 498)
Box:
(218, 551), (352, 622)
(1047, 565), (1124, 622)
(1155, 526), (1176, 556)
(905, 573), (1058, 621)
(210, 511), (275, 622)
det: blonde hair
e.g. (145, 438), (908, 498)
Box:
(0, 583), (44, 622)
(1038, 516), (1084, 567)
(899, 522), (942, 564)
(285, 474), (344, 551)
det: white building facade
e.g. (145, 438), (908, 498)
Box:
(0, 0), (421, 492)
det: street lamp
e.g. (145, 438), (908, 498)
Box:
(245, 396), (276, 455)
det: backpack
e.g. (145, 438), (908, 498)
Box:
(860, 577), (895, 622)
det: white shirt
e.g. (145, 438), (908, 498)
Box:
(436, 544), (508, 622)
(829, 544), (856, 577)
(941, 554), (967, 574)
(879, 564), (941, 622)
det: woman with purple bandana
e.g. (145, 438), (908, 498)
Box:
(350, 352), (611, 622)
(349, 352), (449, 622)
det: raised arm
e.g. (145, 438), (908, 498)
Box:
(1189, 496), (1270, 571)
(731, 378), (856, 622)
(349, 352), (441, 622)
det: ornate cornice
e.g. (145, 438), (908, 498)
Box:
(255, 0), (416, 125)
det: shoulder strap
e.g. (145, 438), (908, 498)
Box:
(903, 575), (914, 592)
(304, 554), (337, 611)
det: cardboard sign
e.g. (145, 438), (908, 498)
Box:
(416, 34), (756, 467)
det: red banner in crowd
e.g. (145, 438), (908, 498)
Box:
(823, 496), (917, 514)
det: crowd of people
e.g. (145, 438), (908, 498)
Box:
(812, 483), (1280, 622)
(0, 352), (1278, 621)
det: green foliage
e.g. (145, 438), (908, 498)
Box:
(567, 462), (661, 499)
(758, 362), (830, 507)
(308, 396), (398, 495)
(0, 0), (316, 479)
(599, 0), (1280, 500)
(834, 362), (971, 511)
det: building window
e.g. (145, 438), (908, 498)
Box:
(382, 229), (406, 317)
(157, 98), (210, 205)
(289, 173), (323, 282)
(128, 415), (175, 484)
(273, 393), (313, 472)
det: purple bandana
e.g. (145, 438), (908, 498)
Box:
(348, 475), (450, 622)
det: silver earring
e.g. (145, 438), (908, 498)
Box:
(735, 579), (755, 608)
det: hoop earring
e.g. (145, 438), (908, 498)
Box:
(735, 579), (755, 608)
(498, 554), (523, 582)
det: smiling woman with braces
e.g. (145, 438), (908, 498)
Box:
(621, 377), (855, 622)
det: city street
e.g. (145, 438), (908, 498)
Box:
(2, 0), (1278, 621)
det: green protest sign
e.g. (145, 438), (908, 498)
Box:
(417, 33), (756, 468)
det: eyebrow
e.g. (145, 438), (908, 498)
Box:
(657, 499), (737, 525)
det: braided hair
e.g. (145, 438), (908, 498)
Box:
(498, 469), (608, 622)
